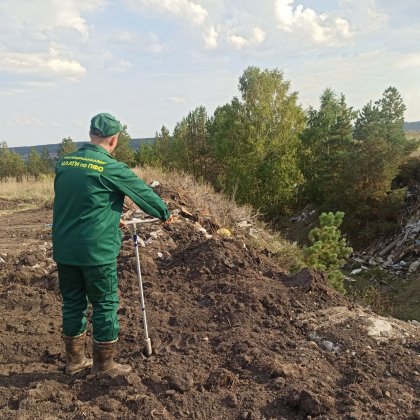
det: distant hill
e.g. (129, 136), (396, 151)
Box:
(10, 137), (154, 160)
(404, 121), (420, 131)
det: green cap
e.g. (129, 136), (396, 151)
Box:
(90, 113), (124, 137)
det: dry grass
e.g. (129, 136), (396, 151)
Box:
(406, 132), (420, 159)
(406, 131), (420, 141)
(134, 166), (253, 228)
(0, 176), (54, 206)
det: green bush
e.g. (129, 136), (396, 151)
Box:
(304, 211), (353, 293)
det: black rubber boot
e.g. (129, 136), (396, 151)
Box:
(63, 332), (93, 375)
(91, 339), (132, 374)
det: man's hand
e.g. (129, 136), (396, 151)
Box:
(162, 216), (173, 225)
(119, 219), (127, 229)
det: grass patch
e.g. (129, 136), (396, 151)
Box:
(345, 268), (398, 316)
(345, 267), (420, 320)
(393, 275), (420, 321)
(248, 227), (304, 272)
(406, 131), (420, 142)
(0, 203), (39, 216)
(0, 176), (54, 206)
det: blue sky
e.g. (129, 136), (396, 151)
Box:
(1, 0), (419, 147)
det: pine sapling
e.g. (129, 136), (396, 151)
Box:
(304, 211), (353, 293)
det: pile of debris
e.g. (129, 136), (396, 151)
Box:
(353, 195), (420, 276)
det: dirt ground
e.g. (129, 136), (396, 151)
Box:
(0, 192), (419, 420)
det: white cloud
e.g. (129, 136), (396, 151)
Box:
(124, 0), (208, 26)
(0, 0), (105, 39)
(21, 81), (57, 88)
(108, 31), (165, 54)
(168, 96), (187, 104)
(397, 53), (420, 69)
(339, 0), (388, 32)
(0, 88), (26, 97)
(227, 33), (248, 50)
(7, 113), (45, 128)
(113, 31), (134, 43)
(123, 0), (269, 51)
(0, 79), (57, 98)
(99, 50), (134, 72)
(275, 0), (352, 45)
(252, 26), (266, 44)
(110, 59), (134, 72)
(226, 25), (266, 50)
(145, 33), (165, 53)
(366, 6), (388, 30)
(204, 25), (218, 49)
(0, 47), (86, 81)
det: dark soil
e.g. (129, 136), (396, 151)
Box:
(0, 189), (419, 419)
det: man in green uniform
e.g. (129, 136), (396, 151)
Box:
(53, 113), (170, 375)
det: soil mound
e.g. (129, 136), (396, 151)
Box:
(0, 185), (419, 419)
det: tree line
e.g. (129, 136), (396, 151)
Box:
(0, 137), (76, 181)
(0, 129), (139, 182)
(135, 67), (419, 240)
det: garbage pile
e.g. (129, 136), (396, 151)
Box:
(353, 194), (420, 276)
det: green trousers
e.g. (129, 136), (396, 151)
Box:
(57, 262), (119, 342)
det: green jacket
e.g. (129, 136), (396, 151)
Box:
(52, 143), (170, 266)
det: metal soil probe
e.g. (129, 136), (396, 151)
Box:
(126, 217), (160, 357)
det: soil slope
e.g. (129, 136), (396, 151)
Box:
(0, 191), (419, 420)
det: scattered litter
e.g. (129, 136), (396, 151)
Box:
(180, 207), (194, 218)
(217, 228), (232, 237)
(149, 180), (160, 188)
(248, 228), (258, 238)
(308, 332), (341, 352)
(290, 209), (316, 223)
(408, 259), (420, 273)
(149, 230), (163, 239)
(237, 221), (252, 228)
(321, 340), (335, 352)
(353, 203), (420, 276)
(194, 222), (212, 239)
